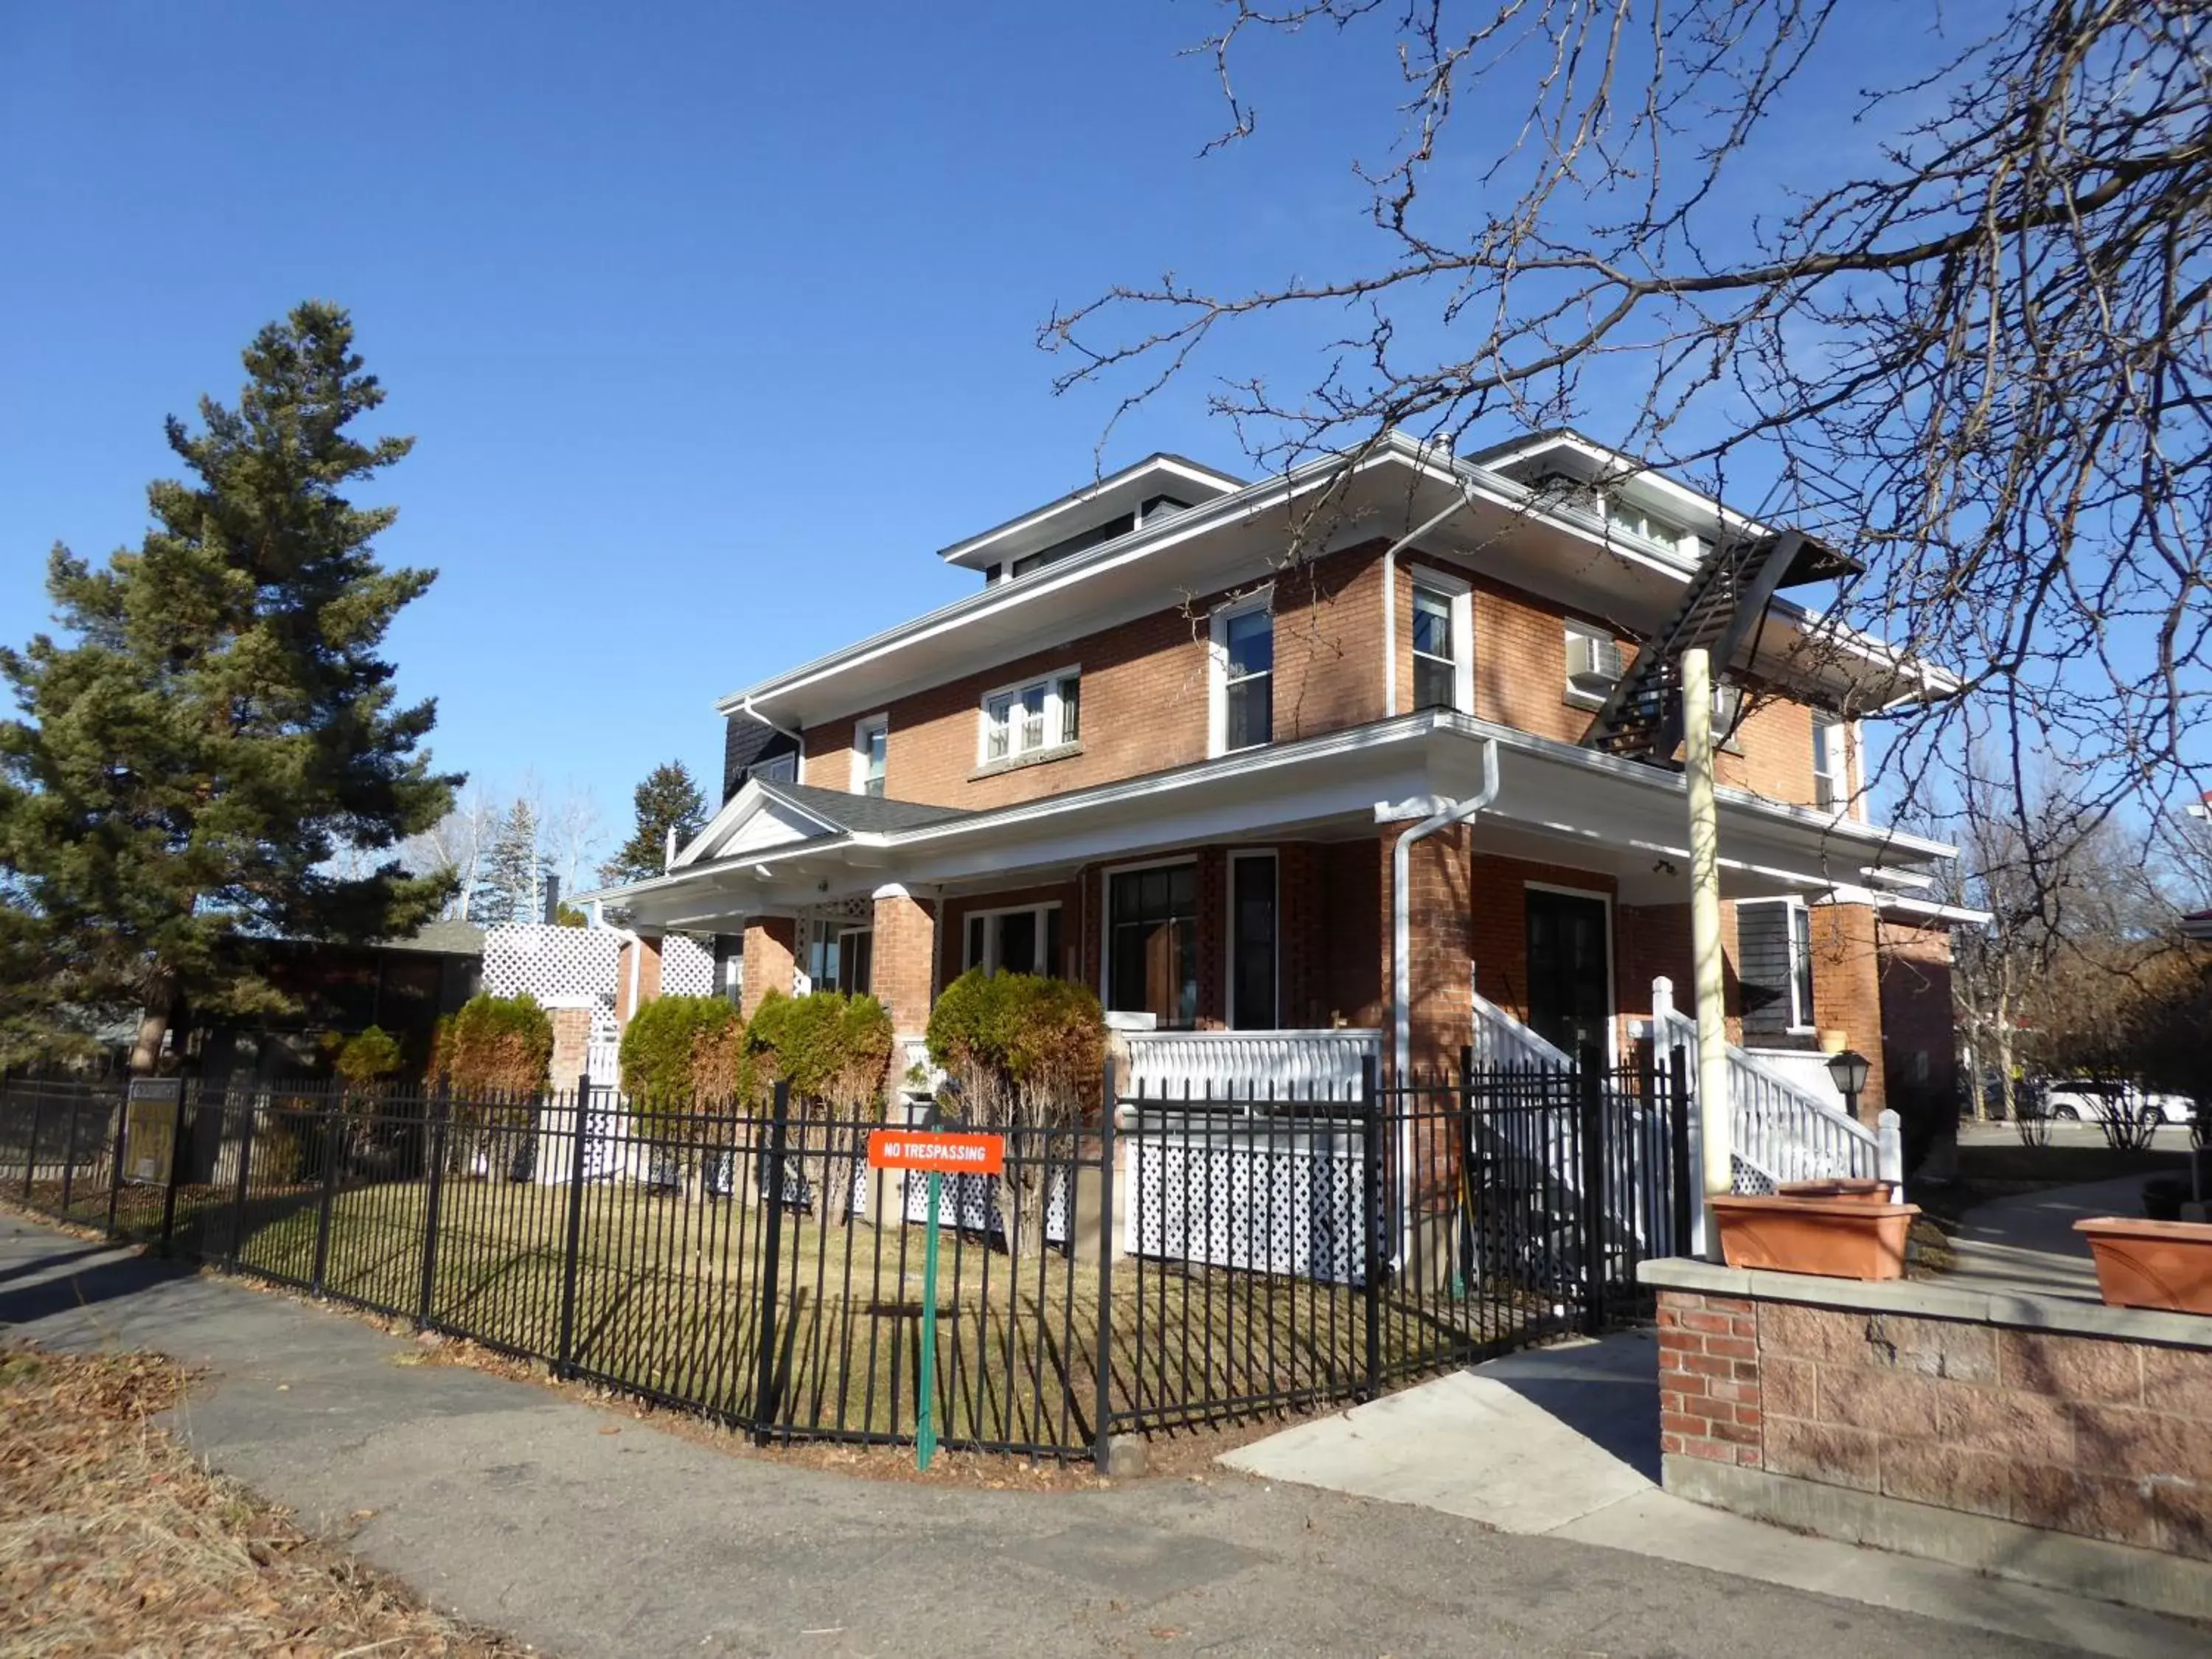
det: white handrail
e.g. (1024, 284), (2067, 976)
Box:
(1652, 983), (1894, 1194)
(1121, 1029), (1380, 1103)
(1471, 990), (1571, 1074)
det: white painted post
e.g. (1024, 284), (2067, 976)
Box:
(1682, 647), (1733, 1259)
(1877, 1108), (1906, 1203)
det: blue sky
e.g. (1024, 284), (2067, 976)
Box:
(1, 3), (1416, 836)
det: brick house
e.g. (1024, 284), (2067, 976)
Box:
(585, 429), (1976, 1164)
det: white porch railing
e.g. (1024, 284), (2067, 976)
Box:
(897, 1034), (944, 1104)
(585, 1039), (622, 1088)
(1472, 990), (1571, 1073)
(1120, 1029), (1380, 1103)
(1651, 979), (1899, 1197)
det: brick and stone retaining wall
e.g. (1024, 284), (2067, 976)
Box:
(1641, 1258), (2212, 1620)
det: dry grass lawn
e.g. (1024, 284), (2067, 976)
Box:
(0, 1346), (530, 1658)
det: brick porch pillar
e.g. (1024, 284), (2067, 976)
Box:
(1379, 821), (1475, 1081)
(549, 1006), (593, 1084)
(870, 883), (939, 1038)
(740, 916), (797, 1020)
(1810, 901), (1886, 1120)
(614, 933), (664, 1025)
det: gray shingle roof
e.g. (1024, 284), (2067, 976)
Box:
(755, 780), (970, 836)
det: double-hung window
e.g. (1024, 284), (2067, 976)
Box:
(980, 669), (1079, 767)
(852, 714), (888, 797)
(1410, 574), (1472, 713)
(964, 903), (1063, 978)
(1812, 712), (1846, 810)
(1738, 900), (1816, 1037)
(1211, 595), (1273, 754)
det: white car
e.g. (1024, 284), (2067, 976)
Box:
(2042, 1087), (2197, 1126)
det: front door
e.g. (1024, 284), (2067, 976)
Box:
(1525, 888), (1610, 1058)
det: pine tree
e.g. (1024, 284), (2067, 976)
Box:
(600, 761), (707, 886)
(479, 799), (546, 925)
(0, 303), (458, 1071)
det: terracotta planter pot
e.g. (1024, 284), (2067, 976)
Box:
(1776, 1178), (1896, 1205)
(1710, 1194), (1919, 1280)
(2073, 1217), (2212, 1315)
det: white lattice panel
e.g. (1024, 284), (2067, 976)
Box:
(482, 924), (622, 1038)
(1125, 1121), (1366, 1284)
(902, 1168), (1071, 1246)
(659, 934), (714, 998)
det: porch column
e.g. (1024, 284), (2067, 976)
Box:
(614, 933), (664, 1026)
(1380, 821), (1475, 1081)
(740, 917), (797, 1020)
(870, 883), (939, 1039)
(549, 1006), (593, 1081)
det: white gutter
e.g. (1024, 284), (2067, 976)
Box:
(1380, 488), (1472, 719)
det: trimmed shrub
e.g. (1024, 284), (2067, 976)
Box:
(924, 970), (1105, 1255)
(334, 1026), (403, 1088)
(745, 990), (894, 1222)
(445, 993), (554, 1098)
(619, 994), (746, 1130)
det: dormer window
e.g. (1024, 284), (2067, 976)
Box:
(1605, 498), (1691, 554)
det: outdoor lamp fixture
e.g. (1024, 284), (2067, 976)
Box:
(1826, 1048), (1872, 1117)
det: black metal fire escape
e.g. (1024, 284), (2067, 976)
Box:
(1582, 529), (1860, 766)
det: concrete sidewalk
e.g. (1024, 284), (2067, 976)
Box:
(1220, 1330), (2205, 1659)
(0, 1213), (2185, 1659)
(1935, 1175), (2150, 1301)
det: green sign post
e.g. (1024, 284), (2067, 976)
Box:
(916, 1151), (943, 1471)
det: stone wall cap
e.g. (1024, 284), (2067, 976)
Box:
(1637, 1256), (2212, 1349)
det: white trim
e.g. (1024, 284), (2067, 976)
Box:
(936, 454), (1245, 568)
(1522, 881), (1617, 1062)
(1099, 855), (1200, 1026)
(1407, 565), (1475, 715)
(1225, 847), (1281, 1031)
(977, 664), (1079, 768)
(852, 712), (888, 796)
(1208, 588), (1275, 758)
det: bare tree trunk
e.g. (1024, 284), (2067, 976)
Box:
(130, 968), (177, 1077)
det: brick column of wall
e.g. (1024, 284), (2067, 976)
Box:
(549, 1006), (593, 1087)
(740, 917), (797, 1020)
(871, 884), (938, 1037)
(1380, 821), (1474, 1079)
(1658, 1291), (1765, 1468)
(614, 934), (664, 1026)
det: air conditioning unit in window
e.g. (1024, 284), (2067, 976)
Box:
(1567, 631), (1624, 692)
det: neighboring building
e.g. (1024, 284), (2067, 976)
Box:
(585, 428), (1978, 1141)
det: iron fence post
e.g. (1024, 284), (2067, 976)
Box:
(752, 1079), (790, 1444)
(22, 1087), (44, 1201)
(1456, 1044), (1475, 1296)
(554, 1074), (592, 1375)
(418, 1082), (451, 1330)
(58, 1090), (82, 1216)
(1360, 1054), (1382, 1401)
(310, 1090), (341, 1293)
(1576, 1044), (1606, 1337)
(156, 1082), (190, 1257)
(225, 1086), (254, 1269)
(104, 1087), (127, 1238)
(1667, 1046), (1693, 1257)
(1093, 1057), (1117, 1468)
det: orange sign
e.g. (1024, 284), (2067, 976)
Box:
(867, 1130), (1005, 1175)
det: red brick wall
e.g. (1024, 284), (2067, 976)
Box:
(1321, 840), (1383, 1029)
(549, 1007), (593, 1089)
(1877, 917), (1957, 1108)
(798, 542), (1389, 810)
(1809, 902), (1887, 1119)
(1658, 1288), (2212, 1561)
(614, 936), (664, 1026)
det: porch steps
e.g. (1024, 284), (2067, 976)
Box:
(1582, 529), (1859, 765)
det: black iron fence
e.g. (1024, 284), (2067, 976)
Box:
(0, 1045), (1687, 1463)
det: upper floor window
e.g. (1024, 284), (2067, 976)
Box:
(1739, 899), (1816, 1037)
(1711, 680), (1746, 751)
(1812, 712), (1846, 810)
(1211, 594), (1273, 754)
(852, 714), (888, 797)
(980, 669), (1079, 767)
(1411, 574), (1473, 713)
(1564, 622), (1624, 706)
(1605, 498), (1691, 554)
(752, 751), (797, 786)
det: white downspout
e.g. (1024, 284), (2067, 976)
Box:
(1377, 738), (1500, 1273)
(1381, 490), (1471, 718)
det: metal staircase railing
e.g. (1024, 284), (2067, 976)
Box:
(1583, 528), (1857, 765)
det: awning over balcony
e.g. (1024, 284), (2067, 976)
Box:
(580, 712), (1955, 932)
